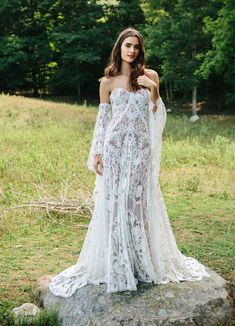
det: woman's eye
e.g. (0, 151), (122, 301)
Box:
(124, 44), (140, 50)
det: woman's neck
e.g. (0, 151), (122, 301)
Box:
(120, 61), (131, 76)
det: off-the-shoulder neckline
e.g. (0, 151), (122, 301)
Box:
(110, 87), (148, 98)
(99, 87), (160, 107)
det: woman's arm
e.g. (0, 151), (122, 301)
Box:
(99, 77), (111, 104)
(145, 69), (160, 103)
(137, 69), (160, 112)
(92, 77), (111, 175)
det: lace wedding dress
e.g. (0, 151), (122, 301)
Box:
(48, 87), (210, 297)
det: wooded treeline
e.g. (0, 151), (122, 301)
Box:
(0, 0), (234, 111)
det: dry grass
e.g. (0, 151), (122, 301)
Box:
(0, 94), (234, 323)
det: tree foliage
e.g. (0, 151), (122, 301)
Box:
(0, 0), (234, 109)
(198, 0), (235, 107)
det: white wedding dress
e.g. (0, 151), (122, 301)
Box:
(48, 87), (210, 297)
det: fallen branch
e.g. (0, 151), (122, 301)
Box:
(3, 174), (94, 224)
(12, 197), (93, 217)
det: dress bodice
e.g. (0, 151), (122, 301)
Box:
(109, 87), (151, 120)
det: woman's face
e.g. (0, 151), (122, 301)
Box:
(120, 36), (140, 63)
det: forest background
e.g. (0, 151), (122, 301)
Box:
(0, 0), (235, 324)
(0, 0), (235, 112)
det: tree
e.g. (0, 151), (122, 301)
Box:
(197, 0), (235, 109)
(143, 0), (217, 116)
(49, 0), (105, 99)
(0, 0), (54, 95)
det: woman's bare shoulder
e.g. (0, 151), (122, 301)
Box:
(144, 68), (160, 87)
(100, 76), (111, 90)
(100, 75), (121, 92)
(144, 68), (159, 79)
(99, 77), (112, 102)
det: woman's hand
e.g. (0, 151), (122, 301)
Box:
(137, 75), (158, 92)
(152, 105), (158, 113)
(93, 154), (103, 176)
(137, 73), (159, 113)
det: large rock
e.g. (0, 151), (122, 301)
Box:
(38, 268), (234, 326)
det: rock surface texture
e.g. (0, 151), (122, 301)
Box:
(38, 267), (234, 326)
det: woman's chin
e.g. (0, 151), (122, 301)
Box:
(122, 57), (135, 64)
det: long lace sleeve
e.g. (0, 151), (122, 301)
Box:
(148, 96), (167, 180)
(149, 96), (167, 134)
(87, 103), (111, 172)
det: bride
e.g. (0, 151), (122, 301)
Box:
(48, 27), (210, 297)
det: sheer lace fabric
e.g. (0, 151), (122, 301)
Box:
(48, 87), (210, 297)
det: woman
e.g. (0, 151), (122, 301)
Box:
(48, 27), (210, 297)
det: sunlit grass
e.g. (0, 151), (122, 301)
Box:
(0, 94), (234, 324)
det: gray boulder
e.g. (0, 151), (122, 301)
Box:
(11, 303), (40, 324)
(38, 267), (234, 326)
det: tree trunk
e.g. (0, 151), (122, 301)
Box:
(192, 84), (197, 115)
(76, 62), (81, 100)
(191, 45), (197, 116)
(169, 78), (173, 101)
(164, 80), (169, 101)
(77, 84), (81, 100)
(32, 69), (38, 97)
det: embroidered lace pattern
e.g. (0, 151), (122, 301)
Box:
(48, 87), (210, 297)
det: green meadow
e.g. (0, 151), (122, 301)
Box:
(0, 94), (234, 324)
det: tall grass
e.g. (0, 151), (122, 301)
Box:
(0, 94), (234, 324)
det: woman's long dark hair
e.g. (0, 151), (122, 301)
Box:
(101, 28), (146, 91)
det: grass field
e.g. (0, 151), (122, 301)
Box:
(0, 94), (234, 324)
